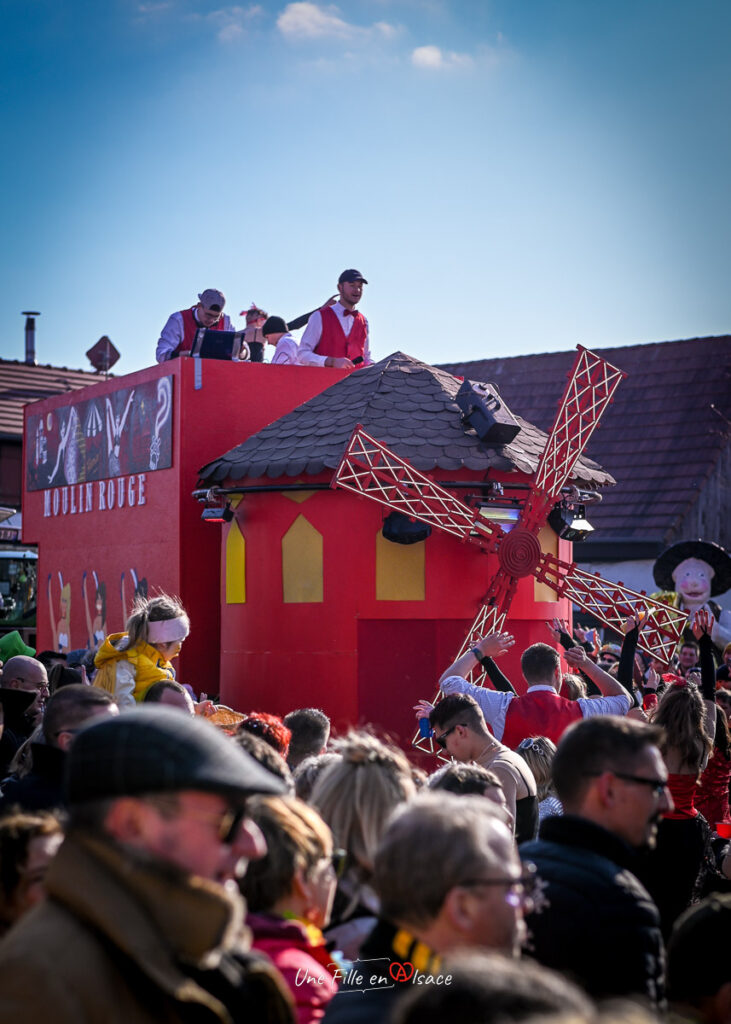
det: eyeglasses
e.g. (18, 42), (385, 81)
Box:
(147, 797), (247, 845)
(15, 677), (49, 692)
(331, 848), (348, 879)
(433, 723), (465, 749)
(459, 862), (538, 911)
(583, 771), (668, 798)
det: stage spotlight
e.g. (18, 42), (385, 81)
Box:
(201, 503), (234, 524)
(382, 510), (431, 545)
(455, 380), (521, 446)
(548, 502), (594, 542)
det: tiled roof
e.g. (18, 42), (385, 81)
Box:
(438, 336), (731, 543)
(0, 359), (101, 438)
(199, 351), (613, 487)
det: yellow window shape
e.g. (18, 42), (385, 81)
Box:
(282, 515), (324, 603)
(225, 518), (246, 604)
(376, 529), (425, 601)
(534, 523), (559, 603)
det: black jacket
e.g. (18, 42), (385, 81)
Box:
(521, 815), (665, 1008)
(0, 743), (66, 813)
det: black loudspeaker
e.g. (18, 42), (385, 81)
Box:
(548, 503), (595, 542)
(455, 380), (521, 446)
(382, 511), (432, 545)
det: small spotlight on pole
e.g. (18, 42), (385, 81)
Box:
(201, 502), (234, 524)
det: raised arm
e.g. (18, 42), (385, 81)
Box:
(546, 618), (601, 696)
(693, 609), (717, 743)
(564, 645), (632, 702)
(439, 632), (516, 689)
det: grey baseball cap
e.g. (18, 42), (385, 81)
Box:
(65, 706), (285, 805)
(198, 289), (226, 311)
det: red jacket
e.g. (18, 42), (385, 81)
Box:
(248, 913), (338, 1024)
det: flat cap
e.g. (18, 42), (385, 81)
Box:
(65, 706), (286, 805)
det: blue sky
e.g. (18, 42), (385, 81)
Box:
(2, 0), (729, 374)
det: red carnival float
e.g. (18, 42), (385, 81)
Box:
(24, 348), (687, 748)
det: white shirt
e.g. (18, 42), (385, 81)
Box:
(298, 301), (371, 367)
(270, 333), (300, 366)
(440, 677), (631, 743)
(156, 308), (233, 363)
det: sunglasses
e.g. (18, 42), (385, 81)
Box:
(147, 797), (247, 845)
(433, 723), (466, 749)
(583, 771), (668, 798)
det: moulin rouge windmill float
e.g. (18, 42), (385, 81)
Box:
(331, 345), (688, 753)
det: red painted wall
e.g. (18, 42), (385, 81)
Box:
(23, 360), (345, 688)
(218, 478), (574, 742)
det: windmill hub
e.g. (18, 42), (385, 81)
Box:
(498, 528), (542, 578)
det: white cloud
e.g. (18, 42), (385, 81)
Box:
(136, 2), (173, 17)
(277, 2), (357, 39)
(276, 3), (399, 43)
(374, 20), (400, 39)
(204, 5), (263, 42)
(411, 44), (472, 70)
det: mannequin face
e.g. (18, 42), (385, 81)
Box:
(672, 557), (714, 607)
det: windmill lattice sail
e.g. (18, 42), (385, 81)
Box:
(330, 347), (688, 756)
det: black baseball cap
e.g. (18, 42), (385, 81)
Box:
(338, 269), (368, 284)
(65, 706), (286, 805)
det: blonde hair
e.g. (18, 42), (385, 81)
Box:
(240, 796), (332, 912)
(562, 672), (587, 701)
(516, 735), (558, 801)
(125, 593), (189, 648)
(311, 731), (415, 874)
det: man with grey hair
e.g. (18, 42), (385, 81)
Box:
(323, 792), (531, 1024)
(0, 706), (296, 1023)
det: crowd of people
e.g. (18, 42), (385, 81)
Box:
(155, 269), (372, 370)
(0, 590), (730, 1024)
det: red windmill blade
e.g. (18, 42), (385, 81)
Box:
(330, 347), (688, 755)
(521, 345), (627, 532)
(331, 426), (504, 552)
(535, 553), (688, 665)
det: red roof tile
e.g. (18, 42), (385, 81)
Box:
(0, 359), (102, 438)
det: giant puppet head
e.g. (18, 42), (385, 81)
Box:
(654, 540), (731, 654)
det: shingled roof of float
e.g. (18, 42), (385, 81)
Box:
(198, 350), (613, 488)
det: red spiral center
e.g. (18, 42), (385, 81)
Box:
(498, 528), (542, 578)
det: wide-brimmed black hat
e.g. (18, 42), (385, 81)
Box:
(65, 706), (286, 805)
(653, 540), (731, 597)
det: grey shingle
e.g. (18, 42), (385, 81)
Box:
(198, 351), (615, 488)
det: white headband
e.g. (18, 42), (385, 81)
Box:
(147, 617), (189, 644)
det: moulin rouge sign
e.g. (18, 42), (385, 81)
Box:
(26, 376), (173, 517)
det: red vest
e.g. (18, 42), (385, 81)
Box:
(315, 306), (367, 362)
(174, 308), (226, 357)
(502, 689), (583, 749)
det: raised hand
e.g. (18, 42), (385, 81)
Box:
(623, 604), (648, 634)
(478, 632), (515, 659)
(692, 608), (714, 639)
(564, 645), (589, 669)
(413, 699), (435, 721)
(645, 666), (660, 691)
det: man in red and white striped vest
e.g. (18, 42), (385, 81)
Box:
(439, 635), (631, 749)
(156, 288), (232, 363)
(298, 269), (371, 369)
